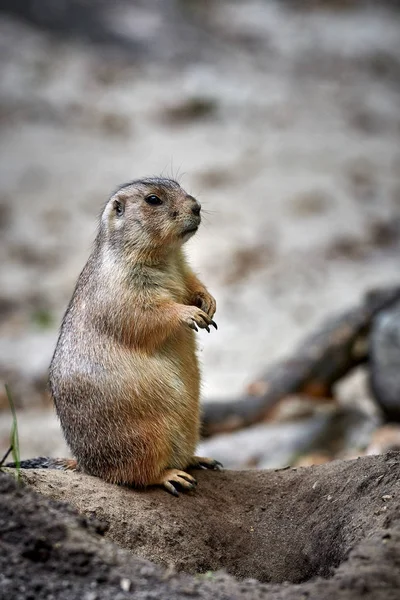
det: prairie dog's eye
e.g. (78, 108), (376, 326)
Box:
(114, 200), (124, 216)
(145, 194), (163, 206)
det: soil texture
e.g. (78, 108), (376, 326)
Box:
(1, 453), (397, 598)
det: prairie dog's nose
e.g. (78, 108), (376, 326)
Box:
(191, 200), (201, 216)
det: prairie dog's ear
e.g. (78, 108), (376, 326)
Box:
(112, 192), (128, 217)
(102, 192), (128, 228)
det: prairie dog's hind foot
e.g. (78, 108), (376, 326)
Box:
(155, 468), (198, 497)
(189, 456), (223, 470)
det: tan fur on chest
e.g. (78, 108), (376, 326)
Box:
(163, 265), (188, 304)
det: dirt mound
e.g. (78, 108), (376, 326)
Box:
(3, 453), (397, 599)
(1, 471), (218, 600)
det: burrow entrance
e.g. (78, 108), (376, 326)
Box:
(19, 454), (399, 584)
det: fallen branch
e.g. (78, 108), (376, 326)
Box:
(201, 286), (400, 437)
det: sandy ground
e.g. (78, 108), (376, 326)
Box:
(0, 1), (399, 460)
(2, 453), (400, 599)
(18, 454), (400, 582)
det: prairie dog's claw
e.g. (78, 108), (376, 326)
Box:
(182, 306), (217, 333)
(157, 469), (198, 496)
(189, 456), (223, 471)
(164, 481), (179, 497)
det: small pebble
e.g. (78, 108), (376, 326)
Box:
(120, 578), (131, 592)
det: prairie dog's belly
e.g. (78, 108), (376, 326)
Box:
(109, 327), (200, 421)
(127, 331), (200, 464)
(57, 311), (200, 467)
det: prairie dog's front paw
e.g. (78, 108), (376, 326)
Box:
(180, 306), (217, 333)
(193, 290), (217, 319)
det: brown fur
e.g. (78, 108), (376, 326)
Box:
(49, 178), (219, 494)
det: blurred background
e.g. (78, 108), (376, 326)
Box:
(0, 0), (399, 467)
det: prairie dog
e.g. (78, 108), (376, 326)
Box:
(49, 177), (221, 496)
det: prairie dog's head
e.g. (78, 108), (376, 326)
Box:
(100, 177), (201, 255)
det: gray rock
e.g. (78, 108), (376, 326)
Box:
(370, 300), (400, 421)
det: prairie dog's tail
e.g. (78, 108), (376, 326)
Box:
(6, 457), (77, 470)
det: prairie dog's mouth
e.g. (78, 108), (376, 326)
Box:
(180, 222), (199, 237)
(183, 225), (198, 234)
